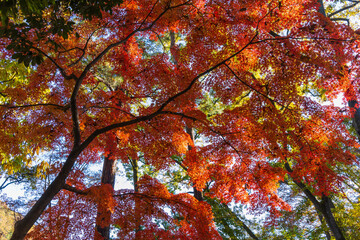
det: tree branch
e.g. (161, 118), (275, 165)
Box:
(63, 184), (87, 195)
(68, 26), (105, 67)
(157, 31), (259, 113)
(225, 63), (284, 107)
(222, 203), (260, 240)
(30, 46), (77, 81)
(0, 103), (70, 111)
(162, 111), (247, 160)
(328, 2), (359, 18)
(330, 18), (350, 25)
(285, 162), (346, 240)
(10, 148), (82, 240)
(285, 162), (323, 211)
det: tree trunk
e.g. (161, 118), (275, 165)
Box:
(317, 211), (332, 240)
(95, 153), (117, 240)
(185, 125), (204, 201)
(315, 1), (355, 238)
(130, 158), (141, 240)
(222, 204), (260, 240)
(321, 196), (345, 240)
(317, 0), (326, 16)
(169, 31), (203, 202)
(10, 149), (81, 240)
(348, 100), (360, 140)
(285, 163), (345, 240)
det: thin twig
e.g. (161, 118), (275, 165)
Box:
(0, 103), (70, 110)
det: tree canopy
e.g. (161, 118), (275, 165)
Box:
(0, 0), (360, 239)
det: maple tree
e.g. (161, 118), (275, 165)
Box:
(1, 0), (360, 239)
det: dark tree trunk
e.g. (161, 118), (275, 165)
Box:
(185, 125), (204, 201)
(321, 196), (345, 240)
(10, 149), (82, 240)
(317, 211), (332, 240)
(222, 204), (260, 240)
(348, 100), (360, 140)
(95, 153), (117, 240)
(130, 158), (141, 240)
(285, 163), (345, 240)
(170, 30), (204, 202)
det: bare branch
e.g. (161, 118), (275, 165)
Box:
(69, 26), (106, 67)
(30, 46), (77, 81)
(70, 94), (81, 147)
(172, 158), (188, 171)
(225, 64), (284, 107)
(285, 162), (323, 210)
(221, 203), (260, 240)
(328, 2), (359, 18)
(151, 30), (167, 51)
(330, 18), (350, 25)
(285, 161), (346, 240)
(0, 176), (19, 190)
(161, 111), (198, 121)
(0, 103), (70, 111)
(157, 31), (259, 112)
(162, 111), (246, 160)
(138, 0), (161, 29)
(63, 184), (87, 195)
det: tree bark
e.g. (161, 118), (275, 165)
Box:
(321, 196), (345, 240)
(130, 158), (141, 240)
(222, 204), (260, 240)
(317, 211), (332, 240)
(316, 1), (358, 238)
(170, 30), (203, 202)
(10, 148), (81, 240)
(285, 163), (345, 240)
(185, 125), (204, 201)
(95, 153), (117, 240)
(317, 0), (326, 17)
(348, 100), (360, 140)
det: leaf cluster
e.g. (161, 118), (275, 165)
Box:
(0, 0), (123, 66)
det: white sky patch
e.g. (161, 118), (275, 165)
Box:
(114, 164), (133, 190)
(0, 181), (26, 200)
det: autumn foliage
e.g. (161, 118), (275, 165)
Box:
(0, 0), (359, 239)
